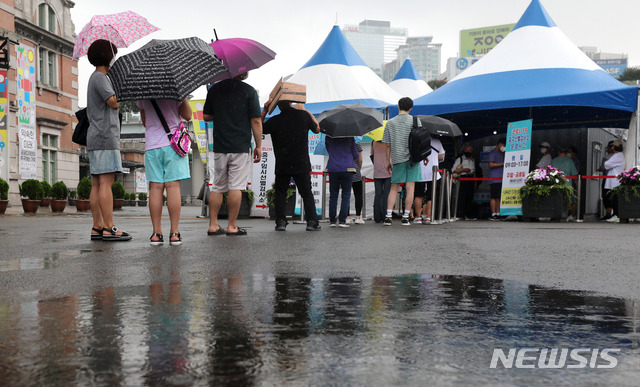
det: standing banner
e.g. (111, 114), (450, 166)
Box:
(294, 131), (325, 216)
(135, 171), (148, 193)
(16, 44), (37, 179)
(0, 70), (8, 180)
(188, 100), (210, 164)
(250, 135), (275, 217)
(500, 119), (533, 215)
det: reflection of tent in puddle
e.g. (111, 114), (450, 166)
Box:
(0, 249), (104, 272)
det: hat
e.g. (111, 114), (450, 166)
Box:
(612, 139), (623, 147)
(539, 141), (550, 148)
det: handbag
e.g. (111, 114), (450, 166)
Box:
(150, 100), (191, 157)
(72, 108), (89, 146)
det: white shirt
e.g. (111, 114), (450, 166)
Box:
(604, 152), (625, 189)
(420, 138), (445, 181)
(536, 153), (552, 168)
(453, 155), (476, 176)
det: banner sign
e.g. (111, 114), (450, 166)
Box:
(251, 135), (275, 217)
(17, 44), (37, 179)
(460, 24), (515, 57)
(500, 119), (532, 216)
(594, 58), (627, 77)
(188, 100), (211, 164)
(295, 154), (325, 216)
(135, 171), (147, 193)
(0, 70), (8, 180)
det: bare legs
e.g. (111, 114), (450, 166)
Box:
(149, 181), (182, 243)
(90, 173), (124, 236)
(208, 189), (241, 234)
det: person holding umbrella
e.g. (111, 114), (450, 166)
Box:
(86, 39), (131, 241)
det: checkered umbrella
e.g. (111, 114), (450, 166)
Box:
(108, 37), (228, 101)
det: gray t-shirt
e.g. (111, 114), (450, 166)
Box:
(86, 70), (120, 151)
(381, 113), (415, 165)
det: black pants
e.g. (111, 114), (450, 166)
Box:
(351, 179), (363, 216)
(274, 173), (318, 222)
(457, 180), (476, 218)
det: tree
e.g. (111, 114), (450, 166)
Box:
(428, 79), (447, 90)
(617, 66), (640, 84)
(119, 100), (140, 114)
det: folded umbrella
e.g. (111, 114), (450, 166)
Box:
(209, 37), (276, 82)
(318, 104), (384, 138)
(73, 11), (159, 60)
(416, 115), (462, 137)
(108, 37), (228, 101)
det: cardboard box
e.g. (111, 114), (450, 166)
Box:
(268, 78), (306, 114)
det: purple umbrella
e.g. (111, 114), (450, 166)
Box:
(209, 37), (276, 82)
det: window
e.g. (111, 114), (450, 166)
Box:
(41, 133), (57, 184)
(39, 49), (58, 88)
(38, 3), (56, 33)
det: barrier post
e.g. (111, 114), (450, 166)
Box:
(321, 172), (327, 221)
(293, 195), (305, 224)
(437, 171), (445, 223)
(445, 171), (452, 222)
(576, 175), (583, 222)
(453, 176), (460, 220)
(361, 177), (367, 220)
(430, 166), (438, 224)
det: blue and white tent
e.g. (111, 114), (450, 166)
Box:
(403, 0), (638, 130)
(286, 26), (402, 115)
(388, 58), (432, 99)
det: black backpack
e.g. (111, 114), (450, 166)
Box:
(408, 116), (433, 165)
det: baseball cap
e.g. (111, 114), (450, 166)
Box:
(612, 139), (623, 147)
(539, 141), (550, 148)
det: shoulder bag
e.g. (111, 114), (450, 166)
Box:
(150, 100), (191, 157)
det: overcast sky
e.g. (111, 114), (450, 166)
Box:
(70, 0), (640, 105)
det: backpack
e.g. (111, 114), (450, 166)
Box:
(408, 116), (433, 165)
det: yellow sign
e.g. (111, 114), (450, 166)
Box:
(460, 24), (516, 57)
(500, 187), (522, 208)
(188, 100), (210, 164)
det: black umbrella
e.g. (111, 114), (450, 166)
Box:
(417, 115), (462, 137)
(318, 104), (384, 138)
(108, 37), (228, 101)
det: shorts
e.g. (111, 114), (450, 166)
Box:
(145, 146), (191, 183)
(89, 149), (122, 175)
(414, 181), (426, 197)
(425, 179), (441, 202)
(391, 161), (422, 184)
(490, 183), (503, 199)
(212, 152), (251, 192)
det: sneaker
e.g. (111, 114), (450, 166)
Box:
(383, 216), (392, 226)
(306, 221), (321, 231)
(464, 216), (478, 221)
(345, 218), (354, 224)
(413, 217), (422, 224)
(566, 215), (575, 222)
(338, 223), (350, 228)
(275, 219), (288, 231)
(329, 223), (337, 228)
(599, 213), (613, 221)
(354, 218), (365, 224)
(490, 214), (500, 221)
(401, 216), (410, 226)
(606, 215), (620, 223)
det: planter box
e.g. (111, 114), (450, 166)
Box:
(137, 200), (148, 207)
(0, 200), (8, 215)
(40, 198), (51, 207)
(521, 189), (567, 220)
(618, 195), (640, 223)
(75, 199), (90, 212)
(268, 198), (296, 220)
(50, 199), (67, 213)
(21, 199), (40, 214)
(113, 198), (124, 210)
(219, 191), (252, 219)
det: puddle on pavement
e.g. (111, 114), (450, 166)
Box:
(0, 274), (639, 385)
(0, 249), (105, 272)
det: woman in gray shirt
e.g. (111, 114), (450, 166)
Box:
(86, 39), (131, 241)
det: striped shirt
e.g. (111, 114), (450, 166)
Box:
(381, 113), (416, 165)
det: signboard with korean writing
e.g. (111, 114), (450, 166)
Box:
(594, 58), (627, 78)
(500, 119), (532, 216)
(294, 154), (325, 216)
(135, 171), (148, 193)
(17, 44), (37, 179)
(460, 24), (515, 57)
(0, 69), (8, 180)
(188, 100), (211, 164)
(250, 135), (275, 217)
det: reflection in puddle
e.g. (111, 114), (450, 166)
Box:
(0, 274), (639, 385)
(0, 249), (105, 272)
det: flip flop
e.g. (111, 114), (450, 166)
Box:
(226, 228), (247, 236)
(91, 227), (103, 241)
(207, 226), (225, 236)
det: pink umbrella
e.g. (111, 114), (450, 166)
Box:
(209, 36), (276, 82)
(72, 11), (159, 60)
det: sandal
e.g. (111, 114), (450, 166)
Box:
(150, 233), (164, 246)
(102, 226), (132, 241)
(226, 227), (247, 236)
(91, 227), (103, 241)
(207, 226), (225, 236)
(169, 232), (182, 246)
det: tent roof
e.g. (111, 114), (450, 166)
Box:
(389, 58), (432, 99)
(402, 0), (638, 130)
(392, 58), (423, 81)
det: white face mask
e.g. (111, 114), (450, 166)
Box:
(540, 148), (547, 154)
(499, 146), (506, 152)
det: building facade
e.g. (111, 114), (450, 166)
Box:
(342, 20), (407, 78)
(383, 36), (442, 83)
(0, 0), (79, 204)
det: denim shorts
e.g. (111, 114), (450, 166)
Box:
(145, 145), (191, 183)
(89, 149), (122, 175)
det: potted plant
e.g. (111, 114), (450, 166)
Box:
(50, 181), (68, 213)
(19, 179), (44, 214)
(608, 165), (640, 223)
(76, 177), (92, 211)
(68, 190), (77, 206)
(129, 192), (137, 207)
(123, 192), (131, 206)
(112, 181), (125, 209)
(266, 183), (297, 219)
(0, 177), (9, 215)
(137, 192), (148, 207)
(520, 166), (573, 221)
(40, 180), (52, 207)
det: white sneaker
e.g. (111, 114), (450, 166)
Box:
(329, 223), (337, 228)
(566, 215), (575, 222)
(338, 223), (350, 228)
(606, 215), (620, 223)
(345, 218), (354, 224)
(354, 218), (365, 224)
(401, 216), (411, 226)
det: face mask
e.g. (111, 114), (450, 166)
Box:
(464, 152), (472, 157)
(499, 146), (506, 152)
(540, 148), (546, 154)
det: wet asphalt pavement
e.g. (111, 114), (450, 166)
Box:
(1, 205), (639, 385)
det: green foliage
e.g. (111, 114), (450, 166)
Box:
(130, 192), (137, 200)
(69, 190), (77, 199)
(265, 184), (296, 208)
(119, 100), (140, 114)
(138, 192), (147, 201)
(608, 166), (640, 201)
(19, 179), (44, 200)
(617, 66), (640, 83)
(77, 177), (92, 199)
(41, 180), (52, 197)
(0, 178), (8, 200)
(111, 181), (125, 199)
(51, 181), (68, 200)
(519, 166), (574, 208)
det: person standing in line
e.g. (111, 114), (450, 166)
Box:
(137, 98), (192, 245)
(603, 139), (625, 223)
(371, 140), (391, 223)
(418, 137), (444, 224)
(346, 142), (365, 224)
(325, 136), (358, 227)
(550, 146), (578, 221)
(598, 141), (615, 220)
(203, 72), (262, 236)
(261, 101), (321, 232)
(536, 141), (552, 169)
(382, 97), (422, 226)
(567, 146), (581, 175)
(451, 144), (477, 220)
(488, 138), (506, 220)
(86, 39), (131, 241)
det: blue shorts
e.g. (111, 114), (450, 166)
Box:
(145, 146), (190, 183)
(89, 149), (122, 175)
(391, 160), (422, 184)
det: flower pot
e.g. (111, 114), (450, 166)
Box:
(40, 198), (51, 207)
(75, 199), (90, 212)
(21, 199), (40, 214)
(617, 195), (640, 223)
(137, 200), (147, 207)
(68, 198), (76, 206)
(50, 199), (67, 213)
(113, 198), (124, 210)
(268, 198), (296, 219)
(521, 189), (567, 220)
(0, 200), (8, 215)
